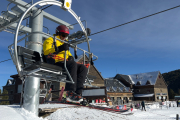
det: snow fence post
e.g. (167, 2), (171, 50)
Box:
(176, 114), (179, 120)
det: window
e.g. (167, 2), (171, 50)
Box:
(51, 85), (54, 90)
(18, 84), (22, 93)
(159, 75), (161, 78)
(146, 80), (151, 85)
(136, 89), (140, 92)
(136, 81), (141, 85)
(123, 88), (126, 92)
(117, 97), (121, 101)
(136, 75), (138, 79)
(147, 90), (150, 93)
(129, 97), (132, 100)
(110, 97), (114, 101)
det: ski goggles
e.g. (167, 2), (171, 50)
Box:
(60, 32), (69, 37)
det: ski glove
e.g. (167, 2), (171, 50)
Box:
(57, 43), (70, 52)
(68, 56), (74, 61)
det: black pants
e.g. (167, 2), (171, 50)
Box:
(55, 60), (88, 95)
(142, 106), (146, 111)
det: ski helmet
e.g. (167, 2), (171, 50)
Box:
(56, 25), (69, 35)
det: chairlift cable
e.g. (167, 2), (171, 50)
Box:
(90, 4), (180, 36)
(1, 4), (180, 64)
(0, 59), (11, 63)
(41, 5), (53, 10)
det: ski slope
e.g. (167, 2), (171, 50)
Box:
(0, 101), (179, 120)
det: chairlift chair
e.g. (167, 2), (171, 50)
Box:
(8, 0), (99, 104)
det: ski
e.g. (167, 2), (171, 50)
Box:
(45, 101), (130, 113)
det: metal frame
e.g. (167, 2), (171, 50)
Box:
(9, 1), (99, 116)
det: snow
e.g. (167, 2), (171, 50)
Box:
(0, 105), (46, 120)
(1, 101), (180, 120)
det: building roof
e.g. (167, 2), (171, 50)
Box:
(75, 55), (104, 81)
(5, 79), (15, 86)
(105, 79), (131, 92)
(114, 74), (133, 84)
(128, 71), (159, 86)
(74, 55), (83, 62)
(104, 79), (126, 88)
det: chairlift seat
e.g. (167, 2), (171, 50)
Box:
(17, 45), (97, 87)
(17, 46), (66, 82)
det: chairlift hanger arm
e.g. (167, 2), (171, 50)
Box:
(13, 0), (91, 77)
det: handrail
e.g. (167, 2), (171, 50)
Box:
(13, 0), (97, 82)
(9, 31), (98, 61)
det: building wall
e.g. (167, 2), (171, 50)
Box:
(133, 86), (155, 101)
(154, 88), (168, 101)
(107, 92), (133, 101)
(154, 73), (169, 101)
(134, 86), (154, 94)
(3, 85), (15, 104)
(78, 56), (104, 87)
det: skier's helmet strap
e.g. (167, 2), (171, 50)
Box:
(56, 25), (69, 35)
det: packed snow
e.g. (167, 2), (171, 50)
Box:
(0, 101), (180, 120)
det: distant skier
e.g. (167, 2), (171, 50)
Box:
(177, 100), (178, 107)
(43, 25), (88, 103)
(130, 104), (133, 112)
(141, 100), (146, 111)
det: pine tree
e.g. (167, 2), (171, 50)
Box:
(169, 89), (175, 99)
(178, 89), (180, 95)
(0, 89), (10, 105)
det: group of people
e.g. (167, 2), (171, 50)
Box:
(132, 100), (146, 111)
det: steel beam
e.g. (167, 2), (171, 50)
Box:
(2, 11), (17, 21)
(10, 23), (31, 33)
(7, 0), (73, 29)
(42, 11), (73, 29)
(11, 5), (27, 16)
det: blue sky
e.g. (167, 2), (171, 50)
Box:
(1, 0), (180, 90)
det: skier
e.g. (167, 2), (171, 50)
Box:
(177, 100), (178, 107)
(130, 104), (133, 112)
(141, 100), (146, 111)
(43, 25), (88, 103)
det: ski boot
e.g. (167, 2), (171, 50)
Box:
(66, 91), (83, 104)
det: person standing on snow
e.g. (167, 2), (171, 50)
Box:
(130, 104), (133, 112)
(43, 25), (88, 103)
(177, 100), (179, 107)
(141, 100), (146, 111)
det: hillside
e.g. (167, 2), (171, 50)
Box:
(162, 69), (180, 95)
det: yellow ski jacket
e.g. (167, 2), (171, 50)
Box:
(43, 35), (72, 63)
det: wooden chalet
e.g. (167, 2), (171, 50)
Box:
(128, 71), (169, 102)
(104, 78), (133, 104)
